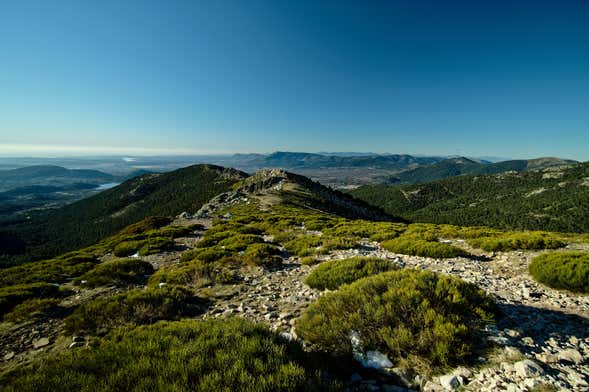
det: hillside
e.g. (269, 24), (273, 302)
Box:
(385, 157), (577, 185)
(1, 167), (587, 391)
(351, 161), (589, 232)
(0, 164), (246, 264)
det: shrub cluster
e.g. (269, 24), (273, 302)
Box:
(468, 232), (566, 252)
(3, 298), (62, 323)
(0, 253), (99, 287)
(65, 285), (207, 335)
(180, 221), (281, 268)
(1, 318), (334, 392)
(305, 257), (398, 290)
(74, 259), (154, 288)
(0, 283), (63, 320)
(529, 252), (589, 293)
(149, 259), (235, 289)
(296, 269), (497, 369)
(381, 236), (470, 258)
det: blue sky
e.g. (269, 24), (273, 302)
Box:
(1, 1), (588, 160)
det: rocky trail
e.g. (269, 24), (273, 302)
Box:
(2, 218), (588, 391)
(171, 221), (589, 391)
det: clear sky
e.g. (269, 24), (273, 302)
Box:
(1, 1), (588, 160)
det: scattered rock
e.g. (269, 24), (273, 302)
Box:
(514, 359), (544, 378)
(361, 351), (394, 369)
(3, 351), (15, 361)
(565, 368), (589, 388)
(439, 374), (461, 390)
(32, 337), (50, 349)
(557, 348), (584, 365)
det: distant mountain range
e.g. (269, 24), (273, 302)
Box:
(228, 151), (578, 188)
(351, 161), (589, 233)
(383, 157), (577, 185)
(241, 151), (443, 170)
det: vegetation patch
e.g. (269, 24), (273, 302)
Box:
(0, 253), (99, 288)
(149, 260), (235, 288)
(0, 283), (64, 320)
(529, 252), (589, 293)
(305, 257), (397, 290)
(1, 318), (334, 391)
(284, 235), (324, 257)
(296, 269), (497, 370)
(3, 298), (62, 323)
(65, 285), (207, 335)
(242, 243), (283, 266)
(116, 216), (172, 237)
(468, 232), (565, 252)
(74, 258), (154, 288)
(381, 235), (470, 258)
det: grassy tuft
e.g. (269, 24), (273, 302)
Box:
(74, 258), (154, 288)
(296, 269), (497, 370)
(529, 252), (589, 293)
(1, 318), (336, 391)
(0, 283), (64, 320)
(305, 257), (397, 290)
(468, 232), (566, 252)
(3, 298), (62, 323)
(381, 236), (470, 258)
(65, 285), (207, 335)
(149, 260), (235, 288)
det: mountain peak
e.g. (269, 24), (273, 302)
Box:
(196, 168), (397, 222)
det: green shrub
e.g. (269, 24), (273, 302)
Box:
(296, 269), (497, 369)
(113, 240), (143, 257)
(0, 283), (63, 319)
(305, 257), (398, 290)
(382, 237), (470, 258)
(74, 259), (154, 288)
(468, 232), (566, 252)
(180, 247), (230, 263)
(65, 286), (207, 335)
(300, 256), (321, 266)
(284, 235), (324, 257)
(116, 216), (172, 236)
(283, 234), (357, 257)
(3, 298), (62, 323)
(242, 243), (282, 266)
(529, 252), (589, 293)
(1, 318), (334, 391)
(217, 234), (264, 252)
(149, 260), (235, 288)
(113, 237), (176, 257)
(139, 236), (175, 255)
(369, 230), (403, 242)
(0, 253), (99, 288)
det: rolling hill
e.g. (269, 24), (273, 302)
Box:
(351, 161), (589, 233)
(0, 164), (247, 265)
